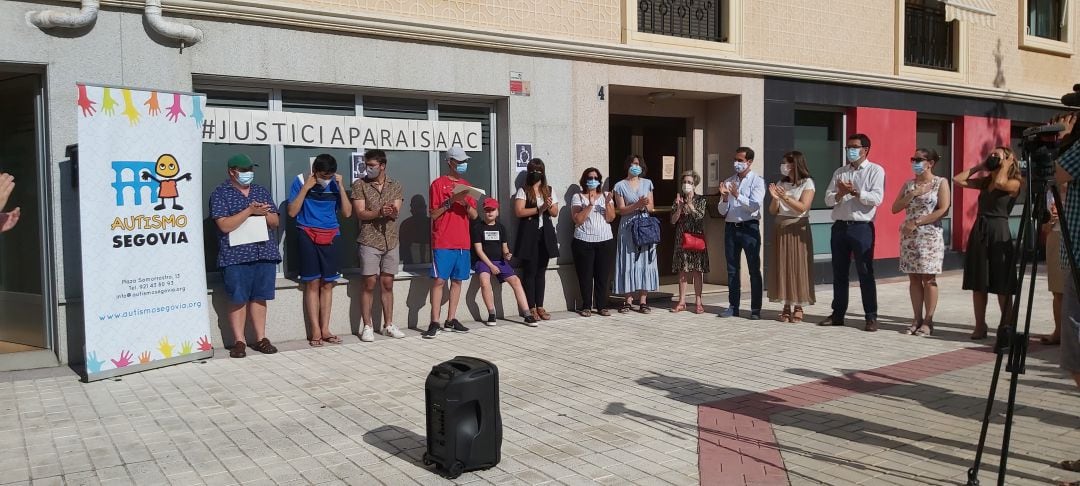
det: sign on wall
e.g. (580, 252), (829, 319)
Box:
(76, 84), (213, 381)
(515, 143), (533, 175)
(201, 108), (483, 151)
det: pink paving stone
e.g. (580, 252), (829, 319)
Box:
(697, 347), (999, 486)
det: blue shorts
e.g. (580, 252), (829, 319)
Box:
(473, 260), (516, 283)
(222, 261), (277, 304)
(431, 249), (471, 281)
(298, 229), (341, 282)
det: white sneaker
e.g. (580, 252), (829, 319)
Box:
(382, 324), (406, 339)
(360, 326), (375, 342)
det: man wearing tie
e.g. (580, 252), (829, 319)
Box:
(718, 147), (766, 319)
(819, 134), (886, 331)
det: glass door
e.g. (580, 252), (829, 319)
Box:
(0, 72), (51, 353)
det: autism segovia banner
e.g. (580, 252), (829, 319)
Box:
(76, 84), (212, 381)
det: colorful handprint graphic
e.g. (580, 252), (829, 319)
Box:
(180, 342), (193, 355)
(121, 89), (141, 126)
(197, 336), (212, 352)
(111, 350), (134, 368)
(191, 95), (205, 127)
(166, 93), (186, 122)
(77, 85), (96, 117)
(144, 92), (161, 117)
(158, 337), (174, 358)
(86, 351), (105, 374)
(101, 88), (118, 116)
(138, 351), (151, 364)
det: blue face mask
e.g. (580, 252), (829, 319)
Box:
(454, 162), (468, 174)
(629, 165), (643, 177)
(733, 161), (748, 173)
(846, 148), (862, 163)
(585, 179), (601, 190)
(911, 161), (926, 175)
(236, 171), (254, 186)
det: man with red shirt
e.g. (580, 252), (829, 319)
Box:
(424, 147), (479, 339)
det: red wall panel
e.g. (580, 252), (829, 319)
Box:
(953, 116), (1011, 250)
(846, 107), (916, 260)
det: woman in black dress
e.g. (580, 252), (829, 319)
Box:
(953, 146), (1022, 340)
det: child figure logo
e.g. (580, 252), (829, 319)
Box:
(140, 154), (192, 211)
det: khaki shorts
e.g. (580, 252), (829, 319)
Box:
(359, 244), (400, 276)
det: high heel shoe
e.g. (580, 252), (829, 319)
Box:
(791, 306), (804, 323)
(776, 306), (791, 322)
(671, 303), (686, 313)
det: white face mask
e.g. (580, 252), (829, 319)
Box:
(780, 164), (791, 177)
(318, 177), (333, 187)
(682, 183), (694, 194)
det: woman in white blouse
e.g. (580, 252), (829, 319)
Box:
(570, 167), (617, 317)
(767, 151), (816, 322)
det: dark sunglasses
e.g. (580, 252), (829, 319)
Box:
(910, 157), (926, 163)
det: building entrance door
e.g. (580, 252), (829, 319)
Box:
(0, 71), (51, 356)
(609, 115), (687, 280)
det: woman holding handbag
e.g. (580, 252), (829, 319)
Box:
(671, 170), (709, 314)
(766, 151), (816, 322)
(613, 155), (659, 314)
(513, 158), (560, 321)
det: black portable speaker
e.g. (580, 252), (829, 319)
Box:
(423, 356), (502, 479)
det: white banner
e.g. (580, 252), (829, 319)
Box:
(76, 84), (213, 381)
(201, 108), (484, 151)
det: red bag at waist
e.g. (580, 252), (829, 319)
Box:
(301, 226), (338, 246)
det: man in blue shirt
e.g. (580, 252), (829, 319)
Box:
(718, 147), (766, 319)
(287, 154), (352, 347)
(209, 154), (281, 358)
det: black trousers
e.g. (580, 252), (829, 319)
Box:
(521, 242), (553, 308)
(571, 238), (615, 310)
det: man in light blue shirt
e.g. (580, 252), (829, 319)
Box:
(718, 147), (766, 319)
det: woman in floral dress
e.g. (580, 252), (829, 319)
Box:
(671, 170), (709, 314)
(890, 148), (951, 336)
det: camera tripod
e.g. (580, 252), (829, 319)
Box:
(967, 147), (1080, 486)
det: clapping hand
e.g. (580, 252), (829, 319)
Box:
(0, 172), (14, 210)
(768, 183), (784, 200)
(836, 180), (855, 197)
(249, 202), (271, 216)
(674, 193), (684, 207)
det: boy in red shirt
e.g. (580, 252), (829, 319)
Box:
(423, 147), (478, 338)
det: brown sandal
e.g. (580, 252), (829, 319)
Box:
(578, 309), (592, 317)
(230, 341), (247, 359)
(250, 338), (278, 354)
(597, 308), (611, 317)
(776, 307), (791, 322)
(536, 307), (551, 320)
(671, 303), (686, 313)
(322, 335), (342, 344)
(1060, 459), (1080, 471)
(791, 306), (804, 322)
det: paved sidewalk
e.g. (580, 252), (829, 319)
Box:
(0, 272), (1074, 486)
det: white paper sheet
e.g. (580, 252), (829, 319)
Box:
(452, 183), (486, 199)
(228, 216), (269, 246)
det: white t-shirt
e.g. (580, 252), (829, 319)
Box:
(571, 193), (614, 242)
(515, 187), (546, 228)
(777, 178), (815, 218)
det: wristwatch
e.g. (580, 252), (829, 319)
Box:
(442, 198), (452, 209)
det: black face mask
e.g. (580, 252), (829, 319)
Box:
(985, 155), (1002, 171)
(526, 171), (543, 186)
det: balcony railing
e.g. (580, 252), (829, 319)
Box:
(904, 1), (956, 71)
(638, 0), (725, 43)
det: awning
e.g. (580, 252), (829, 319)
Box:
(941, 0), (996, 27)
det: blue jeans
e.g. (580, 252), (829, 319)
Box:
(725, 221), (762, 311)
(830, 221), (878, 320)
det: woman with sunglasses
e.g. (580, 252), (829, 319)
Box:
(954, 146), (1022, 340)
(891, 149), (950, 336)
(571, 167), (616, 316)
